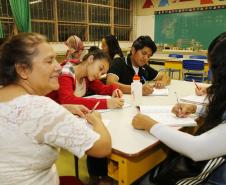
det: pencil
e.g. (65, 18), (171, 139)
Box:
(116, 89), (121, 98)
(91, 101), (100, 113)
(192, 79), (200, 90)
(174, 92), (181, 113)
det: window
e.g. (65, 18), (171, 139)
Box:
(0, 0), (133, 42)
(0, 0), (13, 37)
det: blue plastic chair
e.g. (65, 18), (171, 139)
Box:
(169, 53), (183, 58)
(189, 55), (207, 59)
(182, 59), (205, 82)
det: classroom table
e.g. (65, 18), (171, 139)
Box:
(149, 55), (209, 79)
(101, 80), (199, 185)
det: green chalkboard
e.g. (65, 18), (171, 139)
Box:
(154, 9), (226, 49)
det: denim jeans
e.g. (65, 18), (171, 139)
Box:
(203, 162), (226, 185)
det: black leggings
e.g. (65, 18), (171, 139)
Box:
(87, 156), (108, 176)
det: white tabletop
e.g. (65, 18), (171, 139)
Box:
(101, 80), (197, 157)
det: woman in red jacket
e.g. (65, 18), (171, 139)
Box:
(56, 49), (124, 110)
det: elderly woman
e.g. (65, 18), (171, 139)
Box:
(0, 33), (111, 185)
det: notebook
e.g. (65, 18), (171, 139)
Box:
(150, 88), (169, 96)
(85, 95), (131, 113)
(180, 95), (208, 105)
(139, 105), (197, 127)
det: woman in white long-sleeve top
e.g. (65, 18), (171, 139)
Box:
(0, 33), (111, 185)
(132, 32), (226, 185)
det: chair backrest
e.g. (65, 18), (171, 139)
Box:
(189, 55), (207, 59)
(169, 53), (183, 58)
(182, 59), (204, 70)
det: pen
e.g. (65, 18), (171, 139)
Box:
(174, 92), (181, 113)
(192, 79), (200, 90)
(91, 101), (100, 113)
(141, 76), (146, 83)
(116, 89), (121, 98)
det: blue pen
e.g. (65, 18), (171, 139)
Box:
(141, 76), (146, 82)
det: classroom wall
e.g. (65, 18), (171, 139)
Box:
(135, 0), (226, 40)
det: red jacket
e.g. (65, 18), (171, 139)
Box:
(47, 62), (118, 109)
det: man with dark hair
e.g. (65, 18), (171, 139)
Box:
(106, 35), (170, 95)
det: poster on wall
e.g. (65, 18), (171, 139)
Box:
(143, 0), (154, 8)
(159, 0), (169, 7)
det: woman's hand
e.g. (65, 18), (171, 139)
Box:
(63, 104), (89, 118)
(171, 103), (197, 118)
(85, 111), (102, 126)
(195, 86), (207, 96)
(112, 89), (123, 98)
(142, 83), (154, 96)
(107, 98), (124, 109)
(132, 113), (158, 131)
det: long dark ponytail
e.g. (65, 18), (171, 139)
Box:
(198, 32), (226, 133)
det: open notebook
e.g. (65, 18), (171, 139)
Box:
(85, 95), (131, 113)
(139, 105), (197, 127)
(180, 95), (208, 105)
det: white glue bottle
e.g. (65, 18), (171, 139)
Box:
(131, 74), (142, 106)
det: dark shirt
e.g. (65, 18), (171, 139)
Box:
(108, 54), (158, 85)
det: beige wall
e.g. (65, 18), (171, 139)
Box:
(136, 0), (226, 16)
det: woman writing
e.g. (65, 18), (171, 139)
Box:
(132, 32), (226, 185)
(0, 33), (111, 185)
(54, 49), (124, 110)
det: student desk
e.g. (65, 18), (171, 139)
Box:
(150, 56), (209, 79)
(101, 80), (198, 185)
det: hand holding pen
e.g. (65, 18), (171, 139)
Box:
(112, 89), (123, 98)
(171, 103), (197, 118)
(192, 79), (200, 90)
(91, 101), (100, 113)
(141, 76), (154, 95)
(174, 92), (182, 116)
(193, 79), (207, 96)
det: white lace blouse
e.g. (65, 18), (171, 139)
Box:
(0, 95), (100, 185)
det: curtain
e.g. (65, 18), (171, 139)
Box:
(0, 21), (4, 38)
(9, 0), (31, 32)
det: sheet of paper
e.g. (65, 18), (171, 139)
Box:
(85, 95), (131, 113)
(139, 105), (197, 127)
(151, 88), (169, 96)
(139, 105), (173, 113)
(180, 95), (208, 105)
(97, 102), (131, 113)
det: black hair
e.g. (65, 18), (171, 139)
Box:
(0, 38), (6, 46)
(88, 46), (100, 53)
(132, 35), (157, 55)
(0, 33), (47, 86)
(197, 32), (226, 134)
(82, 49), (111, 64)
(103, 35), (123, 59)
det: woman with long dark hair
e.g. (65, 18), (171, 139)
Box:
(132, 32), (226, 185)
(101, 35), (124, 60)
